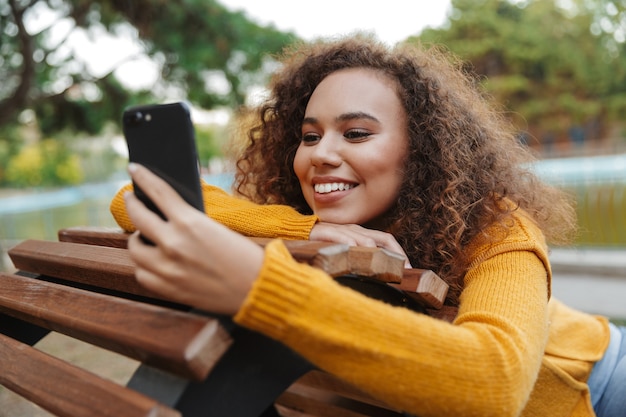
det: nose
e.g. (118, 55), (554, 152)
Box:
(310, 134), (343, 167)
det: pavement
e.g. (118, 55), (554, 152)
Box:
(549, 247), (626, 319)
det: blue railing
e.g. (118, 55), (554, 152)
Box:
(532, 154), (626, 186)
(0, 173), (235, 216)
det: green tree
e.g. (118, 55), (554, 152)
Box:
(5, 138), (83, 186)
(415, 0), (626, 146)
(0, 0), (298, 137)
(195, 124), (224, 167)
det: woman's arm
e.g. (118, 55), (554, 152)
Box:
(111, 180), (410, 263)
(236, 238), (549, 417)
(124, 164), (550, 417)
(110, 180), (318, 240)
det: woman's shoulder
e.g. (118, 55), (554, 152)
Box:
(466, 208), (550, 272)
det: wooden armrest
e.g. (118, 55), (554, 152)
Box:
(0, 272), (231, 381)
(0, 332), (180, 417)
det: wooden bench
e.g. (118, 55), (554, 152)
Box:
(1, 226), (454, 417)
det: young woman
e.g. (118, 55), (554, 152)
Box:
(110, 35), (623, 417)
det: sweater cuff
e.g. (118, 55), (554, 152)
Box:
(234, 239), (326, 340)
(273, 215), (319, 240)
(212, 211), (318, 240)
(109, 183), (135, 232)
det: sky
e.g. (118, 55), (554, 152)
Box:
(218, 1), (452, 45)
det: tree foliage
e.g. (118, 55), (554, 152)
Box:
(415, 0), (626, 145)
(0, 0), (298, 137)
(2, 0), (625, 172)
(4, 138), (83, 186)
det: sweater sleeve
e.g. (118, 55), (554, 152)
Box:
(234, 216), (551, 417)
(109, 180), (318, 240)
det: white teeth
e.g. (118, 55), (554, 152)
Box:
(314, 182), (355, 194)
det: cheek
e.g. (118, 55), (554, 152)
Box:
(292, 147), (307, 181)
(363, 150), (406, 195)
(359, 150), (404, 181)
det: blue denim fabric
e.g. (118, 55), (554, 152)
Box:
(591, 323), (626, 417)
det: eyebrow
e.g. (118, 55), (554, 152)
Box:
(302, 111), (380, 126)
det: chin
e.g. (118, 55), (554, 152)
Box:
(318, 213), (362, 225)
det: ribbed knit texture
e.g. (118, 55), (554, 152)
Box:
(234, 215), (609, 417)
(109, 188), (610, 417)
(109, 181), (317, 239)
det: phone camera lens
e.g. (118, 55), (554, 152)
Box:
(131, 112), (143, 124)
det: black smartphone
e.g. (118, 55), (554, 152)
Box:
(122, 102), (205, 224)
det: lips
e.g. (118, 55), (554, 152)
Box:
(314, 182), (357, 194)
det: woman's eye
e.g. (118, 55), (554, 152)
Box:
(344, 130), (371, 141)
(301, 133), (320, 144)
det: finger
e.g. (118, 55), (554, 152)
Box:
(370, 233), (412, 268)
(344, 227), (412, 268)
(345, 231), (413, 268)
(124, 191), (166, 245)
(310, 223), (374, 246)
(127, 230), (161, 265)
(310, 223), (412, 267)
(373, 233), (406, 254)
(127, 229), (187, 277)
(134, 264), (182, 301)
(128, 230), (191, 305)
(127, 163), (193, 222)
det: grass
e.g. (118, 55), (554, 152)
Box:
(567, 184), (626, 247)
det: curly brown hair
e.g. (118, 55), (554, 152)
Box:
(234, 34), (576, 304)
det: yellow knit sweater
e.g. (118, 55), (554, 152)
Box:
(109, 181), (317, 239)
(110, 182), (609, 417)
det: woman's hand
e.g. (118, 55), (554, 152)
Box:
(309, 222), (412, 268)
(124, 163), (264, 314)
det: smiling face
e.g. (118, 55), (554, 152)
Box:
(293, 68), (409, 228)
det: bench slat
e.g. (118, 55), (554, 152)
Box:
(0, 272), (231, 381)
(57, 227), (346, 265)
(9, 239), (151, 297)
(2, 226), (457, 416)
(58, 226), (131, 249)
(388, 268), (449, 310)
(56, 227), (448, 310)
(58, 227), (404, 282)
(276, 390), (402, 417)
(0, 332), (180, 417)
(288, 370), (398, 410)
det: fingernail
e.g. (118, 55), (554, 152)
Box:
(128, 163), (138, 173)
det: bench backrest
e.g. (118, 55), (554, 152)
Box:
(1, 226), (455, 417)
